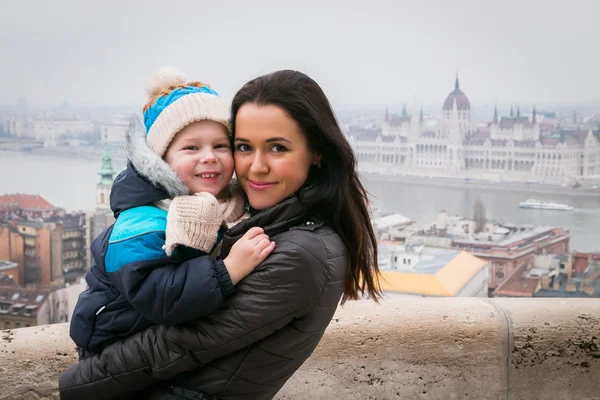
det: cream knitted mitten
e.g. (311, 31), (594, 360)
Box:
(218, 181), (247, 224)
(163, 192), (221, 256)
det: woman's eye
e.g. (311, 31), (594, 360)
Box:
(271, 144), (288, 153)
(235, 144), (251, 152)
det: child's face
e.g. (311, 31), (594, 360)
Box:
(164, 120), (234, 196)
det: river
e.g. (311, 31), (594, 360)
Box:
(1, 150), (599, 252)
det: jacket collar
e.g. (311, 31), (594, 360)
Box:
(219, 187), (319, 257)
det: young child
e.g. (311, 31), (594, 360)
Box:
(70, 67), (274, 359)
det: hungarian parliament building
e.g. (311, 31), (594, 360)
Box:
(347, 77), (600, 182)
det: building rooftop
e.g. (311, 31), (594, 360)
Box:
(372, 213), (414, 231)
(453, 226), (565, 248)
(494, 263), (539, 297)
(378, 248), (487, 296)
(47, 213), (86, 230)
(0, 285), (49, 318)
(0, 260), (18, 272)
(0, 194), (54, 211)
(15, 220), (45, 229)
(0, 275), (18, 287)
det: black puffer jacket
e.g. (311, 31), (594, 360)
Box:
(59, 189), (348, 400)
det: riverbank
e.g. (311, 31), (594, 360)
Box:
(6, 147), (599, 195)
(361, 172), (600, 197)
(0, 147), (127, 163)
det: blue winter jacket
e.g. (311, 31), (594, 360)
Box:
(70, 125), (234, 354)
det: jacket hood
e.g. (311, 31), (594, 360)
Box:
(110, 116), (190, 216)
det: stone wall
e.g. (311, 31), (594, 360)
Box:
(1, 298), (599, 400)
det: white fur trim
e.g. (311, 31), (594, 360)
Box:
(124, 115), (190, 197)
(146, 92), (231, 156)
(146, 67), (188, 99)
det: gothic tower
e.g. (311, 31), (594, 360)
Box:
(96, 138), (116, 210)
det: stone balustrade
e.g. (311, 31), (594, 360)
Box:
(1, 298), (599, 399)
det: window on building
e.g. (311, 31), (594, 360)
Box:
(4, 321), (9, 329)
(11, 304), (24, 314)
(15, 322), (20, 329)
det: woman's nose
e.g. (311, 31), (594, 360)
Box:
(249, 153), (269, 174)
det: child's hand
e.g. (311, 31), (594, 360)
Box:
(223, 227), (275, 285)
(163, 192), (221, 256)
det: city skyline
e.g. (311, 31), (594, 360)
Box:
(1, 0), (599, 108)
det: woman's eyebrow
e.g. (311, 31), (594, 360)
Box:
(234, 137), (292, 144)
(266, 137), (292, 144)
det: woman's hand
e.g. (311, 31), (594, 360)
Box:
(223, 227), (275, 284)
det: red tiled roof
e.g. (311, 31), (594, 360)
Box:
(0, 194), (55, 211)
(514, 140), (537, 147)
(494, 263), (539, 297)
(491, 139), (508, 146)
(389, 117), (410, 126)
(471, 131), (491, 141)
(541, 138), (559, 146)
(564, 137), (580, 146)
(498, 116), (533, 130)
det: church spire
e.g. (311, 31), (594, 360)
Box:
(455, 70), (460, 90)
(532, 106), (537, 124)
(510, 105), (514, 117)
(98, 133), (115, 186)
(402, 103), (408, 118)
(517, 105), (520, 117)
(419, 107), (424, 123)
(385, 106), (389, 123)
(493, 104), (498, 124)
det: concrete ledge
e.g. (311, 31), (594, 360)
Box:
(1, 298), (599, 400)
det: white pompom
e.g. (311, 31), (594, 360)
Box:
(146, 67), (188, 99)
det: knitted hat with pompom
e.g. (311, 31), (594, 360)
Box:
(142, 67), (231, 157)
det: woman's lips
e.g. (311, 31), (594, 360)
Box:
(248, 179), (275, 191)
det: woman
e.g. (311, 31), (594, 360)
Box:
(59, 70), (382, 400)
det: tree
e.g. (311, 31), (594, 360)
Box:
(473, 199), (486, 234)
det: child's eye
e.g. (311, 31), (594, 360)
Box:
(271, 144), (288, 153)
(215, 143), (231, 150)
(235, 144), (251, 152)
(184, 146), (199, 151)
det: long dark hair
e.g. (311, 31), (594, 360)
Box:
(231, 70), (382, 303)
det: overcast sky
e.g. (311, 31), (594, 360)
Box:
(0, 0), (598, 110)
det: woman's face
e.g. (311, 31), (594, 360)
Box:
(234, 104), (320, 210)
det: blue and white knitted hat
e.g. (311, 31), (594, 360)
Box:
(143, 67), (231, 157)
